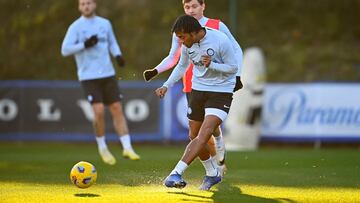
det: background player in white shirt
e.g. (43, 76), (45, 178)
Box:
(155, 15), (238, 190)
(61, 0), (140, 165)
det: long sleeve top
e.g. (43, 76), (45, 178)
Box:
(61, 16), (122, 81)
(155, 16), (243, 76)
(163, 28), (238, 93)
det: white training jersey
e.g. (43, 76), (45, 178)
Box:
(61, 16), (122, 81)
(163, 28), (238, 93)
(155, 16), (243, 76)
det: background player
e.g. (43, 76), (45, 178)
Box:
(61, 0), (140, 165)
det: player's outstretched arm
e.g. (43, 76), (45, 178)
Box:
(155, 47), (189, 98)
(143, 33), (182, 82)
(143, 69), (159, 82)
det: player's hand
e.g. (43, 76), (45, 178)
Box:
(84, 35), (98, 48)
(115, 55), (125, 67)
(233, 76), (243, 92)
(143, 68), (158, 82)
(201, 55), (211, 67)
(155, 86), (168, 98)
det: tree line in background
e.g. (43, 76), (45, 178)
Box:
(0, 0), (359, 82)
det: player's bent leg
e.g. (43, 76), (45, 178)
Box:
(195, 115), (223, 190)
(205, 136), (227, 176)
(188, 119), (202, 140)
(143, 68), (158, 82)
(188, 119), (221, 169)
(182, 115), (222, 165)
(189, 120), (216, 159)
(206, 136), (216, 158)
(206, 106), (229, 176)
(163, 119), (213, 189)
(189, 120), (212, 161)
(189, 120), (220, 179)
(195, 126), (225, 176)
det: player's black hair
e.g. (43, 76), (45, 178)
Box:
(171, 15), (203, 34)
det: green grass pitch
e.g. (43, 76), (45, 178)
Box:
(0, 142), (359, 203)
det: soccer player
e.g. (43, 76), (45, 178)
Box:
(144, 0), (243, 169)
(155, 15), (238, 190)
(61, 0), (140, 165)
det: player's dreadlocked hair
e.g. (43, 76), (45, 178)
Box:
(171, 15), (203, 34)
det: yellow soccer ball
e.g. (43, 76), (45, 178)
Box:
(70, 161), (97, 188)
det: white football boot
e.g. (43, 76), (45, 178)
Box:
(123, 149), (140, 160)
(215, 142), (226, 166)
(98, 148), (116, 165)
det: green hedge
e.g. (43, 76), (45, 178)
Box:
(1, 0), (359, 82)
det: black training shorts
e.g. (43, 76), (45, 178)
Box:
(80, 76), (122, 105)
(187, 89), (233, 121)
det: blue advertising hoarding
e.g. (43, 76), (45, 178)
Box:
(2, 81), (360, 143)
(0, 80), (168, 142)
(261, 83), (360, 142)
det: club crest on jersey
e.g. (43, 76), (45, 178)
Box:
(206, 48), (215, 56)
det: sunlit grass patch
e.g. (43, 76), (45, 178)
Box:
(0, 143), (359, 203)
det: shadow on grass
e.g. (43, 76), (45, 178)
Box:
(74, 193), (101, 198)
(168, 191), (212, 202)
(212, 181), (296, 203)
(167, 181), (293, 203)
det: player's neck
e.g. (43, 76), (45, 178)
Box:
(82, 13), (96, 19)
(196, 28), (206, 43)
(196, 15), (204, 21)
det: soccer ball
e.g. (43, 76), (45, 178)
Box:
(70, 161), (97, 188)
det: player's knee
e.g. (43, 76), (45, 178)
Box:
(188, 132), (197, 140)
(213, 126), (221, 137)
(110, 102), (123, 113)
(188, 127), (200, 140)
(197, 136), (209, 146)
(207, 136), (215, 146)
(94, 112), (104, 122)
(198, 128), (216, 144)
(203, 125), (217, 137)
